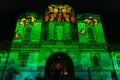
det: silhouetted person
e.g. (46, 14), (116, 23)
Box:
(35, 73), (42, 80)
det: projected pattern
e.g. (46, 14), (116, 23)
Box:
(0, 4), (119, 80)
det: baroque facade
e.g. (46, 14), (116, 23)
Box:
(0, 4), (120, 80)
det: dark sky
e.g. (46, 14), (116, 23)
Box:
(0, 0), (120, 44)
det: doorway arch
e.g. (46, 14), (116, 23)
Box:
(44, 52), (75, 79)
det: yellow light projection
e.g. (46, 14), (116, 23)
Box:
(20, 16), (35, 25)
(80, 28), (85, 34)
(55, 63), (62, 70)
(14, 32), (20, 39)
(84, 16), (98, 26)
(80, 16), (99, 34)
(43, 4), (76, 23)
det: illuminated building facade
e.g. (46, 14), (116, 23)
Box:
(0, 4), (120, 80)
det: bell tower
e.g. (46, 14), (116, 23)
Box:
(41, 4), (78, 42)
(77, 14), (106, 43)
(13, 13), (42, 43)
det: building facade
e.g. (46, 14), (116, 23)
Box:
(0, 4), (120, 80)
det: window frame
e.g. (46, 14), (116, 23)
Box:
(19, 53), (29, 67)
(116, 55), (120, 68)
(87, 27), (95, 42)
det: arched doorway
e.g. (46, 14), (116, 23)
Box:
(44, 52), (75, 80)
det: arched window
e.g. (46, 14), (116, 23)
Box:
(87, 27), (95, 42)
(116, 55), (120, 68)
(93, 55), (99, 66)
(19, 53), (29, 67)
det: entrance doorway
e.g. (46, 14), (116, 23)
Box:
(44, 52), (75, 80)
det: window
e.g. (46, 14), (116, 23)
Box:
(93, 55), (99, 66)
(116, 55), (120, 68)
(49, 23), (64, 41)
(23, 26), (32, 41)
(19, 53), (29, 67)
(117, 60), (120, 67)
(56, 25), (63, 40)
(87, 27), (95, 42)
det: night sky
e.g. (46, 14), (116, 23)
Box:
(0, 0), (120, 44)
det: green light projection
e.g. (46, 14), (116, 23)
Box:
(77, 14), (106, 43)
(13, 13), (42, 43)
(0, 5), (120, 80)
